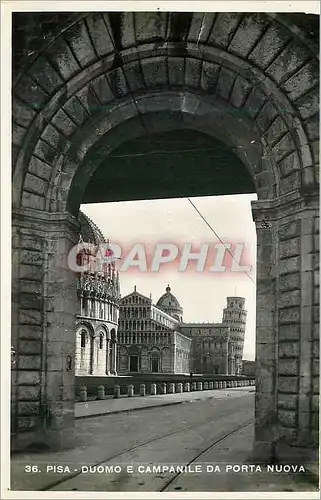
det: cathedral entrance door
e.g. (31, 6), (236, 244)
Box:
(151, 357), (159, 373)
(129, 355), (139, 372)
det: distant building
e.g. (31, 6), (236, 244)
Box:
(75, 212), (121, 377)
(117, 286), (247, 375)
(117, 287), (191, 374)
(222, 297), (247, 376)
(242, 360), (256, 377)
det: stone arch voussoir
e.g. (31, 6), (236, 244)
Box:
(13, 13), (319, 215)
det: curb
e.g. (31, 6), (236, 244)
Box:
(75, 388), (255, 420)
(76, 398), (201, 420)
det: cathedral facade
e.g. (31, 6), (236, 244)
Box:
(117, 286), (247, 376)
(117, 286), (191, 374)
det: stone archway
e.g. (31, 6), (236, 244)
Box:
(11, 11), (319, 458)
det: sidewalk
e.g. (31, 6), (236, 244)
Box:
(76, 386), (254, 418)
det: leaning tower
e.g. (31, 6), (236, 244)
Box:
(222, 297), (247, 376)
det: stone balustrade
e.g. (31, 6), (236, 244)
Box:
(76, 379), (255, 402)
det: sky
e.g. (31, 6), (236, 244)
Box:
(81, 193), (257, 360)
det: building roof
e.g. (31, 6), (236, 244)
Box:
(78, 211), (106, 245)
(156, 285), (183, 313)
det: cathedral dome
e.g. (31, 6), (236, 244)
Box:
(78, 211), (106, 245)
(156, 285), (183, 321)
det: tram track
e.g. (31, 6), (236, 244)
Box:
(159, 420), (253, 492)
(42, 413), (253, 491)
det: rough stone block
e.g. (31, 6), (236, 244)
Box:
(18, 385), (40, 401)
(312, 376), (319, 394)
(279, 273), (300, 292)
(278, 409), (297, 428)
(18, 280), (42, 295)
(248, 23), (290, 69)
(187, 12), (214, 44)
(269, 119), (293, 154)
(19, 249), (43, 267)
(47, 355), (63, 371)
(28, 56), (64, 94)
(134, 11), (167, 42)
(244, 86), (267, 119)
(18, 371), (41, 386)
(28, 156), (52, 181)
(41, 124), (69, 154)
(278, 376), (299, 393)
(278, 324), (300, 341)
(272, 133), (295, 163)
(228, 13), (268, 58)
(34, 139), (60, 166)
(18, 355), (41, 370)
(230, 76), (252, 108)
(200, 61), (220, 93)
(278, 359), (299, 376)
(23, 173), (47, 197)
(310, 413), (319, 431)
(19, 309), (42, 326)
(267, 41), (310, 84)
(18, 402), (40, 415)
(255, 100), (278, 134)
(278, 305), (300, 326)
(278, 257), (300, 276)
(279, 220), (301, 240)
(18, 293), (42, 311)
(52, 109), (79, 136)
(282, 61), (319, 101)
(185, 58), (202, 89)
(19, 341), (42, 355)
(19, 229), (44, 247)
(208, 13), (242, 48)
(12, 98), (37, 128)
(63, 96), (88, 127)
(64, 20), (97, 68)
(278, 290), (301, 308)
(47, 37), (80, 81)
(278, 342), (300, 358)
(18, 325), (43, 341)
(78, 87), (102, 118)
(274, 425), (297, 441)
(216, 67), (236, 102)
(106, 67), (129, 98)
(295, 87), (319, 120)
(256, 370), (274, 394)
(86, 13), (114, 57)
(19, 265), (43, 282)
(91, 74), (114, 105)
(168, 57), (185, 87)
(123, 61), (145, 92)
(141, 56), (168, 88)
(312, 359), (319, 376)
(277, 393), (298, 410)
(17, 416), (40, 431)
(14, 74), (49, 111)
(278, 151), (301, 179)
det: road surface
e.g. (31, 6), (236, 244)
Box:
(11, 388), (317, 493)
